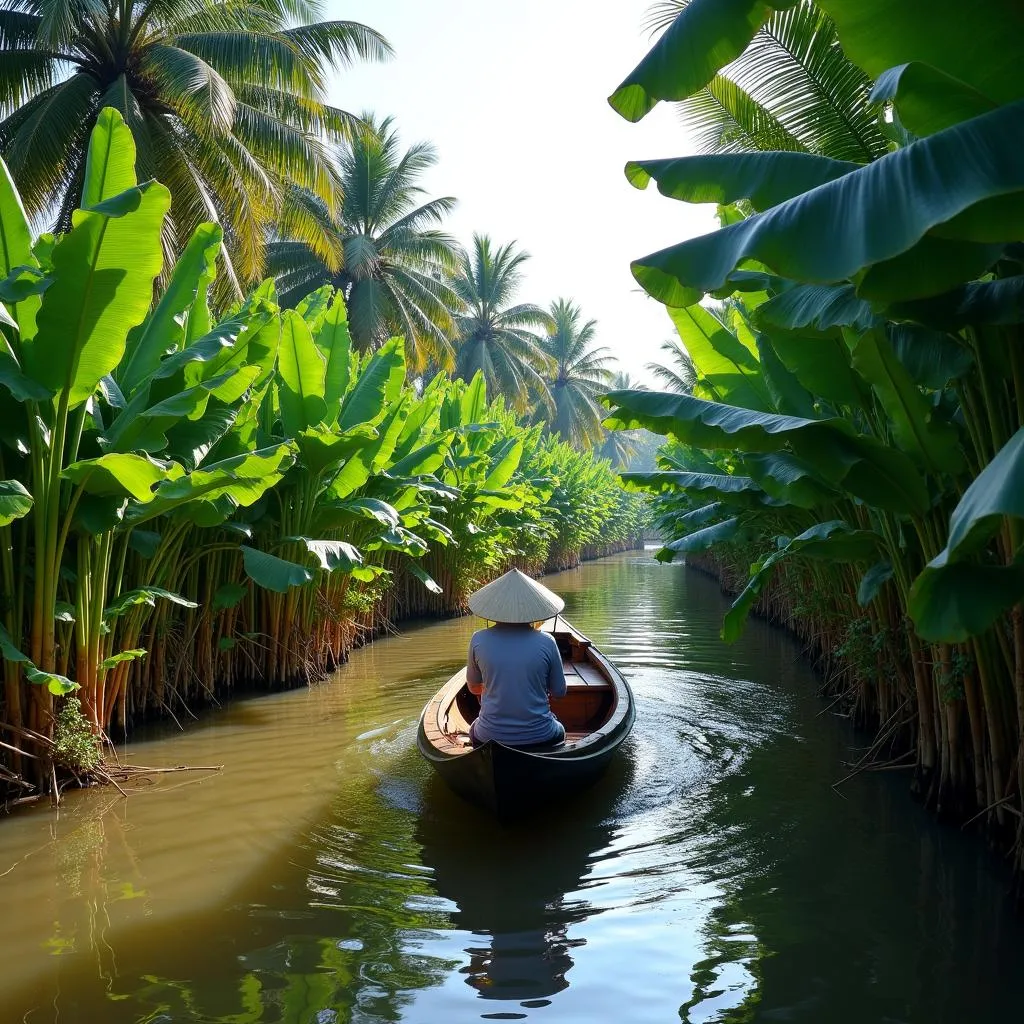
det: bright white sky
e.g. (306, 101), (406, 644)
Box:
(327, 0), (717, 384)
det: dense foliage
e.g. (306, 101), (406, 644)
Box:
(0, 111), (647, 798)
(607, 0), (1024, 881)
(2, 3), (631, 453)
(0, 0), (390, 291)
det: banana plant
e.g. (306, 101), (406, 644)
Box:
(607, 2), (1024, 835)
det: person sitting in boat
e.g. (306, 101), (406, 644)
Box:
(464, 568), (568, 748)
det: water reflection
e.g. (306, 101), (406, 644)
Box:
(414, 770), (625, 1010)
(2, 554), (1024, 1024)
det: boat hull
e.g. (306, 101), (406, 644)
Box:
(417, 722), (632, 817)
(416, 618), (634, 817)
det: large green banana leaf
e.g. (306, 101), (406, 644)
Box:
(626, 153), (859, 211)
(608, 388), (929, 513)
(0, 479), (32, 526)
(23, 183), (171, 408)
(845, 328), (964, 473)
(757, 284), (880, 334)
(0, 157), (38, 341)
(621, 470), (770, 506)
(631, 102), (1024, 307)
(870, 63), (997, 137)
(292, 424), (377, 477)
(818, 1), (1024, 115)
(676, 502), (726, 528)
(885, 325), (973, 389)
(660, 517), (744, 556)
(165, 400), (238, 471)
(338, 337), (405, 430)
(291, 538), (363, 572)
(120, 223), (222, 392)
(603, 388), (851, 451)
(62, 453), (169, 502)
(482, 438), (524, 491)
(755, 336), (816, 417)
(241, 546), (313, 592)
(909, 562), (1024, 642)
(316, 292), (352, 410)
(722, 520), (883, 641)
(887, 276), (1024, 330)
(763, 330), (867, 408)
(185, 310), (280, 395)
(669, 304), (772, 410)
(608, 0), (798, 121)
(277, 309), (328, 435)
(789, 430), (930, 515)
(81, 108), (138, 209)
(743, 452), (838, 508)
(128, 445), (294, 525)
(910, 428), (1024, 640)
(0, 159), (33, 279)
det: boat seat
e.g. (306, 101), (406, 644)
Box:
(561, 660), (612, 689)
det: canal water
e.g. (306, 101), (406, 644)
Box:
(1, 552), (1023, 1023)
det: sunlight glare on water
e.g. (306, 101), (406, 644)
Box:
(1, 552), (1023, 1023)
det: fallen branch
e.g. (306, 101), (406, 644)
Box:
(104, 763), (224, 775)
(962, 795), (1024, 830)
(0, 738), (38, 760)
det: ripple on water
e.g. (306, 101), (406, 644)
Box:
(1, 553), (1024, 1024)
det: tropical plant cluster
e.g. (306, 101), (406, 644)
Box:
(0, 111), (646, 801)
(0, 1), (636, 455)
(605, 0), (1024, 885)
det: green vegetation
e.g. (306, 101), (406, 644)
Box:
(606, 0), (1024, 878)
(451, 233), (555, 414)
(0, 110), (646, 800)
(1, 9), (632, 454)
(0, 0), (391, 292)
(538, 299), (615, 449)
(267, 114), (462, 372)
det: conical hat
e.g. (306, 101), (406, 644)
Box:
(467, 568), (564, 623)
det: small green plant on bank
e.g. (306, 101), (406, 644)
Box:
(52, 698), (101, 774)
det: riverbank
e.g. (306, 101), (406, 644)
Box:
(0, 538), (645, 812)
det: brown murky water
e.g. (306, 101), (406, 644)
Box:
(1, 553), (1023, 1023)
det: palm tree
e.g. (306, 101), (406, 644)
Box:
(0, 0), (390, 289)
(645, 1), (890, 161)
(451, 235), (553, 413)
(539, 299), (614, 449)
(267, 115), (462, 373)
(646, 339), (697, 393)
(598, 371), (646, 468)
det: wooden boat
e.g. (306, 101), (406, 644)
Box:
(416, 617), (635, 816)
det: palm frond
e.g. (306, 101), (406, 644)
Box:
(0, 72), (99, 217)
(677, 74), (808, 154)
(646, 338), (697, 393)
(140, 43), (237, 131)
(174, 32), (320, 98)
(282, 20), (393, 68)
(728, 2), (887, 161)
